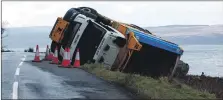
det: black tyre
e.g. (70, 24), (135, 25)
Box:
(77, 7), (112, 25)
(63, 7), (98, 21)
(77, 7), (98, 19)
(95, 14), (112, 26)
(63, 8), (77, 21)
(77, 7), (98, 15)
(63, 7), (99, 22)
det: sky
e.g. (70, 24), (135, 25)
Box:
(2, 1), (223, 28)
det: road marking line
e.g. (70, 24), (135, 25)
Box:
(15, 68), (20, 76)
(12, 55), (26, 99)
(12, 82), (18, 99)
(21, 58), (25, 61)
(21, 55), (26, 61)
(23, 56), (26, 61)
(18, 62), (23, 66)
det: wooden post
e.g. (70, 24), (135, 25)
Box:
(168, 55), (181, 82)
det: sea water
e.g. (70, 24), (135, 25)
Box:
(181, 45), (223, 77)
(9, 48), (48, 52)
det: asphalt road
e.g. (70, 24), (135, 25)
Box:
(2, 52), (133, 99)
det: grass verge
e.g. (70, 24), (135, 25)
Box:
(82, 64), (216, 99)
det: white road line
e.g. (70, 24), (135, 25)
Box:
(21, 58), (25, 61)
(12, 82), (18, 99)
(18, 62), (23, 66)
(15, 68), (20, 76)
(21, 55), (26, 61)
(12, 55), (26, 99)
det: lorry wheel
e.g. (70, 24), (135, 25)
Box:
(63, 7), (98, 22)
(63, 8), (76, 21)
(78, 7), (113, 26)
(78, 7), (98, 15)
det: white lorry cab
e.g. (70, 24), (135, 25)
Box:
(59, 13), (126, 67)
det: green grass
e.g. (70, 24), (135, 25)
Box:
(82, 64), (216, 99)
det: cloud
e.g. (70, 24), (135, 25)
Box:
(2, 1), (223, 27)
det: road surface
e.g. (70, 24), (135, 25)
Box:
(2, 52), (134, 99)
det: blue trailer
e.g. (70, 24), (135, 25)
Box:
(113, 27), (184, 77)
(130, 29), (183, 55)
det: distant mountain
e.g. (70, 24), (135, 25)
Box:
(145, 25), (223, 45)
(160, 34), (223, 45)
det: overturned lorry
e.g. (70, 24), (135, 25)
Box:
(49, 7), (185, 77)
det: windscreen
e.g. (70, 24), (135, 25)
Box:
(72, 21), (106, 65)
(61, 21), (81, 47)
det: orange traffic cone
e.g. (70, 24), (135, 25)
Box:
(58, 47), (71, 68)
(73, 48), (80, 68)
(44, 45), (50, 60)
(50, 46), (59, 64)
(32, 45), (41, 62)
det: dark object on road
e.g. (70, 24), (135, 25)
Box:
(24, 47), (34, 52)
(2, 49), (14, 52)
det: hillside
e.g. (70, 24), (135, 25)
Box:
(145, 25), (223, 45)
